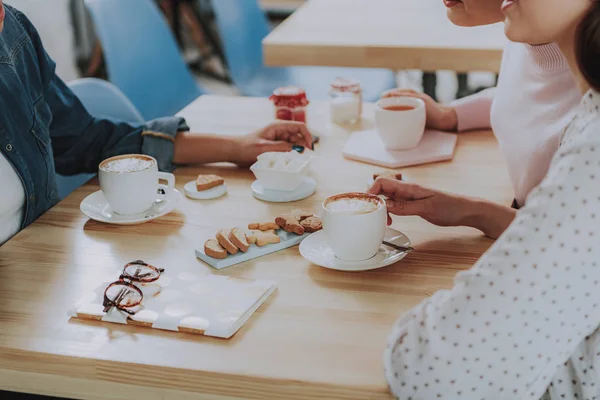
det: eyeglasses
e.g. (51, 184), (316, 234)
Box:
(102, 260), (165, 315)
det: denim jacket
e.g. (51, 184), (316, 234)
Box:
(0, 5), (189, 229)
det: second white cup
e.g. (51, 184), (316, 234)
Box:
(98, 154), (175, 216)
(375, 97), (426, 150)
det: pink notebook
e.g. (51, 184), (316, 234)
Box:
(342, 129), (457, 168)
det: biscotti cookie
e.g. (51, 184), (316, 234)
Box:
(229, 228), (250, 252)
(204, 238), (228, 259)
(196, 174), (225, 191)
(215, 230), (239, 255)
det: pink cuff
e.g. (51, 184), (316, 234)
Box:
(449, 88), (495, 132)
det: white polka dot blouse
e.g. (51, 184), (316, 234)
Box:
(384, 89), (600, 400)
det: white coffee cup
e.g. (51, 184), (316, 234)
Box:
(98, 154), (175, 216)
(322, 192), (387, 261)
(375, 97), (426, 150)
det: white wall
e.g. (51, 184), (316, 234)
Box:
(8, 0), (79, 81)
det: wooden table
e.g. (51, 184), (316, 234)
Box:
(260, 0), (305, 12)
(263, 0), (506, 73)
(0, 96), (512, 399)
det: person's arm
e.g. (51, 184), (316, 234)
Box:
(368, 180), (516, 239)
(15, 8), (311, 176)
(382, 121), (600, 399)
(449, 87), (495, 132)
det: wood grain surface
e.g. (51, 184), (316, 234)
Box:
(263, 0), (506, 72)
(0, 96), (513, 399)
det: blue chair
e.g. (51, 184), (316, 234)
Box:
(55, 78), (146, 200)
(84, 0), (205, 121)
(210, 0), (397, 101)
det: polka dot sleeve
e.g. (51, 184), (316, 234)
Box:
(384, 106), (600, 399)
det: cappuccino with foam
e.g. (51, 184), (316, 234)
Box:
(325, 197), (380, 215)
(322, 193), (387, 261)
(100, 155), (154, 173)
(98, 154), (175, 216)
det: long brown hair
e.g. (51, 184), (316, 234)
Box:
(576, 1), (600, 90)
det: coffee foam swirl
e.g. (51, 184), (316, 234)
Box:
(101, 156), (154, 173)
(326, 196), (381, 215)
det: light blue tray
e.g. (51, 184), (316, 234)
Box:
(196, 230), (310, 270)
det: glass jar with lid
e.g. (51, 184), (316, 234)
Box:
(329, 78), (362, 124)
(269, 86), (309, 123)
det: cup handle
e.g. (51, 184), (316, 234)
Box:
(156, 172), (175, 201)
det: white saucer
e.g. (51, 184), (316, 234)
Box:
(299, 228), (411, 271)
(251, 177), (317, 203)
(80, 189), (182, 225)
(184, 181), (227, 200)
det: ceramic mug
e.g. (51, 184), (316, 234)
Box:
(98, 154), (175, 215)
(375, 97), (426, 150)
(322, 192), (387, 261)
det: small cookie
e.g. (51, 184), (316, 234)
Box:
(275, 214), (305, 235)
(373, 171), (402, 181)
(259, 222), (280, 231)
(196, 174), (225, 191)
(246, 230), (258, 245)
(204, 238), (228, 259)
(300, 216), (322, 233)
(215, 230), (239, 255)
(255, 230), (281, 247)
(248, 223), (260, 230)
(291, 209), (313, 221)
(229, 228), (250, 253)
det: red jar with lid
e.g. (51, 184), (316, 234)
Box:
(269, 86), (309, 123)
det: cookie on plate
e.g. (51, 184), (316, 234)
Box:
(229, 228), (250, 252)
(216, 230), (239, 255)
(373, 171), (402, 181)
(204, 238), (228, 259)
(196, 174), (224, 191)
(300, 216), (322, 233)
(246, 230), (258, 245)
(255, 230), (281, 247)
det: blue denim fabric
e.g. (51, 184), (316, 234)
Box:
(0, 5), (189, 229)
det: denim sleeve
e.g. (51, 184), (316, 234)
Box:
(47, 76), (190, 175)
(10, 6), (190, 175)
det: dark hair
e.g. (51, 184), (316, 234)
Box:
(576, 1), (600, 91)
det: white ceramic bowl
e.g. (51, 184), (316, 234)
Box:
(250, 152), (312, 191)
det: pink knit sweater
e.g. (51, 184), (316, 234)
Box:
(450, 42), (581, 206)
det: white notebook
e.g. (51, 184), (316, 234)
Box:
(68, 270), (276, 339)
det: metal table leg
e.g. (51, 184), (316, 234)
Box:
(422, 72), (437, 101)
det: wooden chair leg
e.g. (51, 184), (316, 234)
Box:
(84, 40), (104, 77)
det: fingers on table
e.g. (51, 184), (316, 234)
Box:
(273, 121), (312, 148)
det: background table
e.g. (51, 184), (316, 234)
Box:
(263, 0), (506, 73)
(0, 96), (512, 399)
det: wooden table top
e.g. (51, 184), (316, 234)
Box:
(263, 0), (506, 72)
(260, 0), (305, 11)
(0, 96), (512, 399)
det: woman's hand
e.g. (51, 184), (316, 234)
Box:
(381, 89), (458, 132)
(367, 178), (516, 239)
(173, 121), (313, 167)
(231, 121), (313, 167)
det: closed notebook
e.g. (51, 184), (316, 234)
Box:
(68, 271), (276, 339)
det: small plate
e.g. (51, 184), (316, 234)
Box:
(299, 228), (411, 271)
(80, 189), (182, 225)
(251, 177), (317, 203)
(184, 181), (227, 200)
